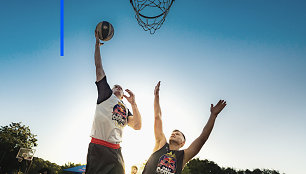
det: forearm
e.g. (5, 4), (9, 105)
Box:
(200, 114), (217, 143)
(95, 43), (105, 81)
(131, 103), (142, 130)
(191, 114), (217, 154)
(154, 95), (161, 118)
(184, 100), (226, 165)
(153, 94), (165, 140)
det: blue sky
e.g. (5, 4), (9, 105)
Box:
(1, 0), (306, 173)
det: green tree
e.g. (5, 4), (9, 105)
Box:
(0, 122), (38, 173)
(28, 157), (61, 174)
(262, 169), (282, 174)
(222, 167), (237, 174)
(28, 159), (85, 174)
(181, 165), (191, 174)
(136, 160), (148, 174)
(253, 169), (263, 174)
(237, 170), (245, 174)
(245, 169), (253, 174)
(182, 158), (282, 174)
(183, 158), (222, 174)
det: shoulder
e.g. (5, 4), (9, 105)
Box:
(96, 75), (107, 84)
(96, 94), (116, 106)
(155, 142), (168, 153)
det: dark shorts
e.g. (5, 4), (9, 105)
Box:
(85, 142), (125, 174)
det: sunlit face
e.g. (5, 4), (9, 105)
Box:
(169, 130), (185, 147)
(112, 84), (124, 99)
(131, 167), (138, 174)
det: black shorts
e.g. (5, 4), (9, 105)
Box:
(85, 142), (125, 174)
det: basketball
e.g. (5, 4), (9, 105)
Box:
(96, 21), (114, 41)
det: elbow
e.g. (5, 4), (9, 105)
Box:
(133, 123), (142, 130)
(154, 113), (162, 119)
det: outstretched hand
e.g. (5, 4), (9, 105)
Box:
(210, 100), (227, 117)
(123, 89), (136, 105)
(95, 29), (104, 46)
(154, 81), (161, 96)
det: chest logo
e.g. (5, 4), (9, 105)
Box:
(112, 102), (127, 128)
(156, 151), (177, 174)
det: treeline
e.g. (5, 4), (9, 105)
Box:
(0, 122), (84, 174)
(14, 158), (83, 174)
(182, 158), (283, 174)
(27, 158), (83, 174)
(1, 122), (284, 174)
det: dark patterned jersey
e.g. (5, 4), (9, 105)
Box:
(143, 143), (184, 174)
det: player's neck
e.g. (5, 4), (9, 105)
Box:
(169, 141), (180, 151)
(114, 93), (122, 100)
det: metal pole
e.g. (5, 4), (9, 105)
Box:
(25, 158), (34, 174)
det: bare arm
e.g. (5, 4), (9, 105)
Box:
(153, 81), (167, 152)
(183, 100), (227, 166)
(94, 30), (105, 82)
(125, 89), (142, 130)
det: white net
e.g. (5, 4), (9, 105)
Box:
(130, 0), (175, 34)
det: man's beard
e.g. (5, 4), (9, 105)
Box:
(113, 91), (122, 98)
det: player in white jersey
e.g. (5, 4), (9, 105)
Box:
(85, 29), (142, 174)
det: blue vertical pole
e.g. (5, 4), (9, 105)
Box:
(60, 0), (64, 56)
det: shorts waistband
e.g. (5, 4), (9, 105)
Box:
(91, 137), (120, 149)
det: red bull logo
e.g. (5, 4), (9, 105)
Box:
(112, 102), (127, 127)
(156, 152), (177, 174)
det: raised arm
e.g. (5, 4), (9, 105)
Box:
(94, 30), (105, 82)
(183, 100), (227, 166)
(153, 81), (167, 152)
(125, 89), (142, 130)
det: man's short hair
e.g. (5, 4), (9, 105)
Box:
(173, 129), (186, 142)
(132, 165), (138, 170)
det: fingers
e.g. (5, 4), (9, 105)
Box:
(154, 85), (159, 92)
(221, 100), (227, 107)
(216, 100), (226, 105)
(125, 89), (134, 96)
(217, 100), (227, 111)
(124, 90), (136, 105)
(216, 100), (222, 106)
(155, 81), (160, 89)
(222, 100), (227, 106)
(154, 81), (161, 95)
(95, 30), (104, 46)
(95, 30), (99, 38)
(211, 100), (227, 115)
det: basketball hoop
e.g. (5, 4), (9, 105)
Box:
(16, 148), (36, 174)
(130, 0), (175, 34)
(16, 148), (36, 162)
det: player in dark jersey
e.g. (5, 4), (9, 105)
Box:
(142, 81), (227, 174)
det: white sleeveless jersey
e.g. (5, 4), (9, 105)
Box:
(90, 94), (129, 144)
